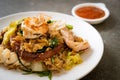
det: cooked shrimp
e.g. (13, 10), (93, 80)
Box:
(64, 40), (89, 52)
(21, 14), (50, 38)
(60, 27), (89, 52)
(24, 13), (51, 27)
(21, 23), (48, 38)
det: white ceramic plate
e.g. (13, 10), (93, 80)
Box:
(0, 11), (104, 80)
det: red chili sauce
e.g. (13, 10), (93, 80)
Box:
(75, 6), (105, 19)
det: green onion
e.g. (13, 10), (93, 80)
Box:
(66, 24), (73, 30)
(37, 71), (51, 77)
(51, 57), (55, 64)
(50, 37), (59, 48)
(48, 71), (52, 80)
(36, 46), (48, 53)
(23, 70), (52, 80)
(47, 20), (53, 24)
(19, 30), (23, 35)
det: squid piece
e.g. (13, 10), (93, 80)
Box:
(0, 45), (30, 69)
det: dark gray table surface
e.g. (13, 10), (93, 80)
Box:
(0, 0), (120, 80)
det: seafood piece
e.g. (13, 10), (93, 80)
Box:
(21, 14), (51, 38)
(0, 46), (30, 68)
(24, 13), (51, 27)
(60, 27), (89, 52)
(64, 40), (89, 52)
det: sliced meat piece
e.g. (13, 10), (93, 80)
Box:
(20, 44), (63, 62)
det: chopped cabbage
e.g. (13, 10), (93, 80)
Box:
(64, 52), (83, 70)
(2, 21), (18, 45)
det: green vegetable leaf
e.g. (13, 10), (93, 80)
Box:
(22, 71), (32, 75)
(50, 37), (58, 48)
(23, 70), (52, 80)
(47, 20), (53, 24)
(19, 30), (23, 36)
(66, 24), (73, 30)
(48, 71), (52, 80)
(51, 57), (55, 64)
(36, 46), (48, 53)
(37, 71), (50, 77)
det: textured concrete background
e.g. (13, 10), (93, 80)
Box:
(0, 0), (120, 80)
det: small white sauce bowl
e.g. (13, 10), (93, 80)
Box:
(72, 3), (110, 24)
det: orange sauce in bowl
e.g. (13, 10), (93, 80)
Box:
(75, 6), (105, 19)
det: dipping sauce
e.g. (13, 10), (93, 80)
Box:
(75, 6), (105, 19)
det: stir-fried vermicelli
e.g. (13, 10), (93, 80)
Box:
(0, 14), (89, 79)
